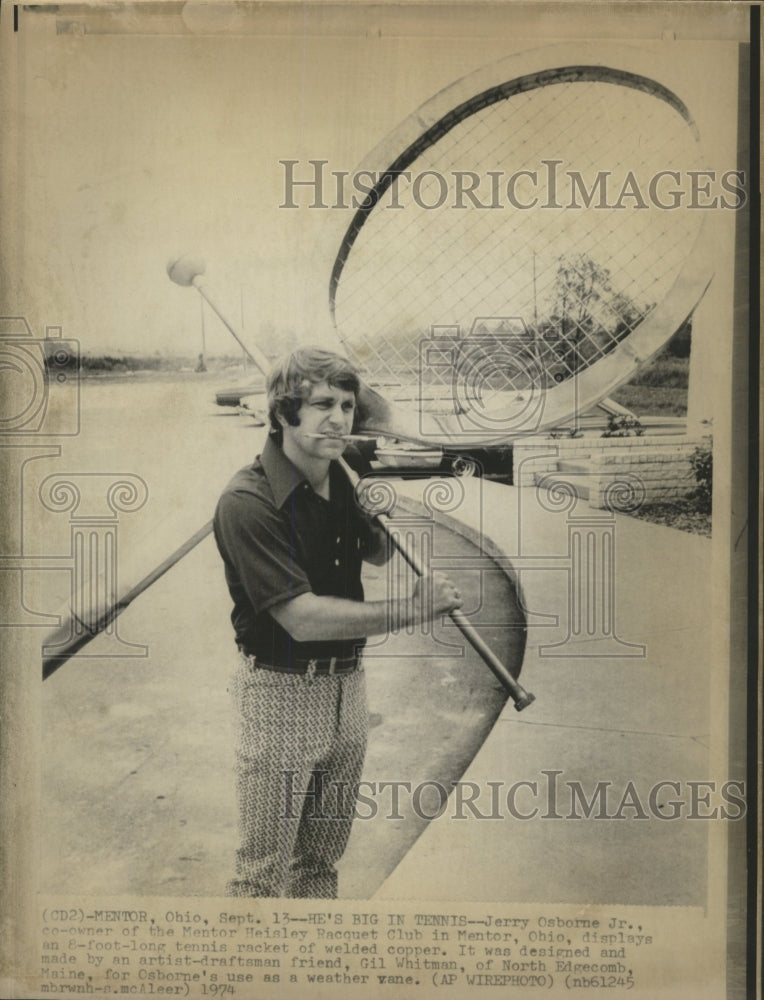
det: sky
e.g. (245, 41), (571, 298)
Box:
(1, 2), (746, 362)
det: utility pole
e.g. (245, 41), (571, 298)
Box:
(196, 296), (207, 372)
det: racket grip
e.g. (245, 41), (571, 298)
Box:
(393, 526), (535, 708)
(340, 460), (534, 710)
(447, 607), (535, 710)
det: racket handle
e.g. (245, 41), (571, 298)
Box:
(42, 521), (214, 680)
(386, 521), (534, 710)
(339, 458), (535, 710)
(446, 607), (535, 711)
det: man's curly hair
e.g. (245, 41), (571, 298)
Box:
(267, 347), (360, 444)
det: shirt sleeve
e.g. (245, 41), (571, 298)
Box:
(213, 488), (313, 614)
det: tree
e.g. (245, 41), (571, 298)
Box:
(539, 253), (648, 377)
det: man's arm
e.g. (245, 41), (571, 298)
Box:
(268, 573), (461, 643)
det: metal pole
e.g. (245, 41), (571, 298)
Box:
(339, 458), (535, 711)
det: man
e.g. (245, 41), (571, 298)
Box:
(213, 346), (462, 898)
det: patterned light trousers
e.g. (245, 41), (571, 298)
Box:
(227, 657), (368, 898)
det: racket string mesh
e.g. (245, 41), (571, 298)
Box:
(332, 78), (703, 414)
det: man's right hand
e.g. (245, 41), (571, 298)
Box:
(412, 572), (463, 621)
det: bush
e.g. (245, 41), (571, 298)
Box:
(80, 354), (184, 372)
(602, 413), (644, 438)
(665, 319), (692, 358)
(689, 438), (712, 514)
(629, 355), (689, 388)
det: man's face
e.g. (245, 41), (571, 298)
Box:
(282, 380), (356, 461)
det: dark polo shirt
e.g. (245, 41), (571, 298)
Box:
(213, 436), (376, 664)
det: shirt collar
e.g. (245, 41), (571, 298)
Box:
(260, 435), (307, 509)
(260, 435), (352, 510)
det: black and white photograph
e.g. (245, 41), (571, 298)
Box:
(0, 2), (758, 998)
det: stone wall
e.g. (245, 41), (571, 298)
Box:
(513, 434), (710, 509)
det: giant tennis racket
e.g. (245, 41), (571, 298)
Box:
(315, 42), (714, 445)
